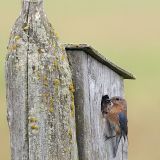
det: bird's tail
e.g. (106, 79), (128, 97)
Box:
(113, 135), (122, 158)
(113, 132), (127, 158)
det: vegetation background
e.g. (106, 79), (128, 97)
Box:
(0, 0), (160, 159)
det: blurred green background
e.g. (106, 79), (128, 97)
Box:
(0, 0), (160, 159)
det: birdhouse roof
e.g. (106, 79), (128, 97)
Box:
(65, 44), (135, 79)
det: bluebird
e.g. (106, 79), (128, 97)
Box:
(101, 95), (128, 158)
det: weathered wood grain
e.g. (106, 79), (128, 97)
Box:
(67, 50), (128, 160)
(6, 0), (78, 160)
(67, 51), (92, 160)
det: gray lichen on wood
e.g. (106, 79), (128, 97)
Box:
(6, 0), (78, 160)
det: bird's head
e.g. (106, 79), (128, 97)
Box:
(110, 96), (127, 108)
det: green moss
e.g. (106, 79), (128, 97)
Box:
(69, 83), (75, 93)
(23, 23), (29, 31)
(43, 75), (48, 86)
(53, 43), (56, 48)
(63, 148), (68, 153)
(43, 82), (48, 87)
(53, 60), (59, 69)
(12, 44), (17, 50)
(71, 93), (74, 101)
(36, 72), (41, 80)
(49, 97), (54, 106)
(53, 79), (60, 95)
(53, 79), (60, 86)
(28, 117), (38, 123)
(14, 35), (21, 41)
(49, 107), (54, 113)
(61, 54), (66, 61)
(68, 128), (72, 140)
(70, 102), (75, 117)
(31, 125), (39, 130)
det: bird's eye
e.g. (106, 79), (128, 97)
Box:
(116, 98), (120, 101)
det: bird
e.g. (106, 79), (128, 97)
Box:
(101, 95), (128, 158)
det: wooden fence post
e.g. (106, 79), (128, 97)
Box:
(5, 0), (78, 159)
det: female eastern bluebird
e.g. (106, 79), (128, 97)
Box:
(101, 95), (128, 158)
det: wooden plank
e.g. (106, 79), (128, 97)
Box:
(5, 2), (30, 159)
(67, 50), (128, 160)
(67, 51), (92, 160)
(6, 0), (78, 160)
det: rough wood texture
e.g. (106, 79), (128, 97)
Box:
(5, 0), (78, 160)
(67, 50), (128, 160)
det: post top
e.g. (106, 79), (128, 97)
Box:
(22, 0), (44, 11)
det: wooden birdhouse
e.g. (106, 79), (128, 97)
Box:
(65, 44), (135, 160)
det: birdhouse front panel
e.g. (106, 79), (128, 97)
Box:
(66, 45), (129, 160)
